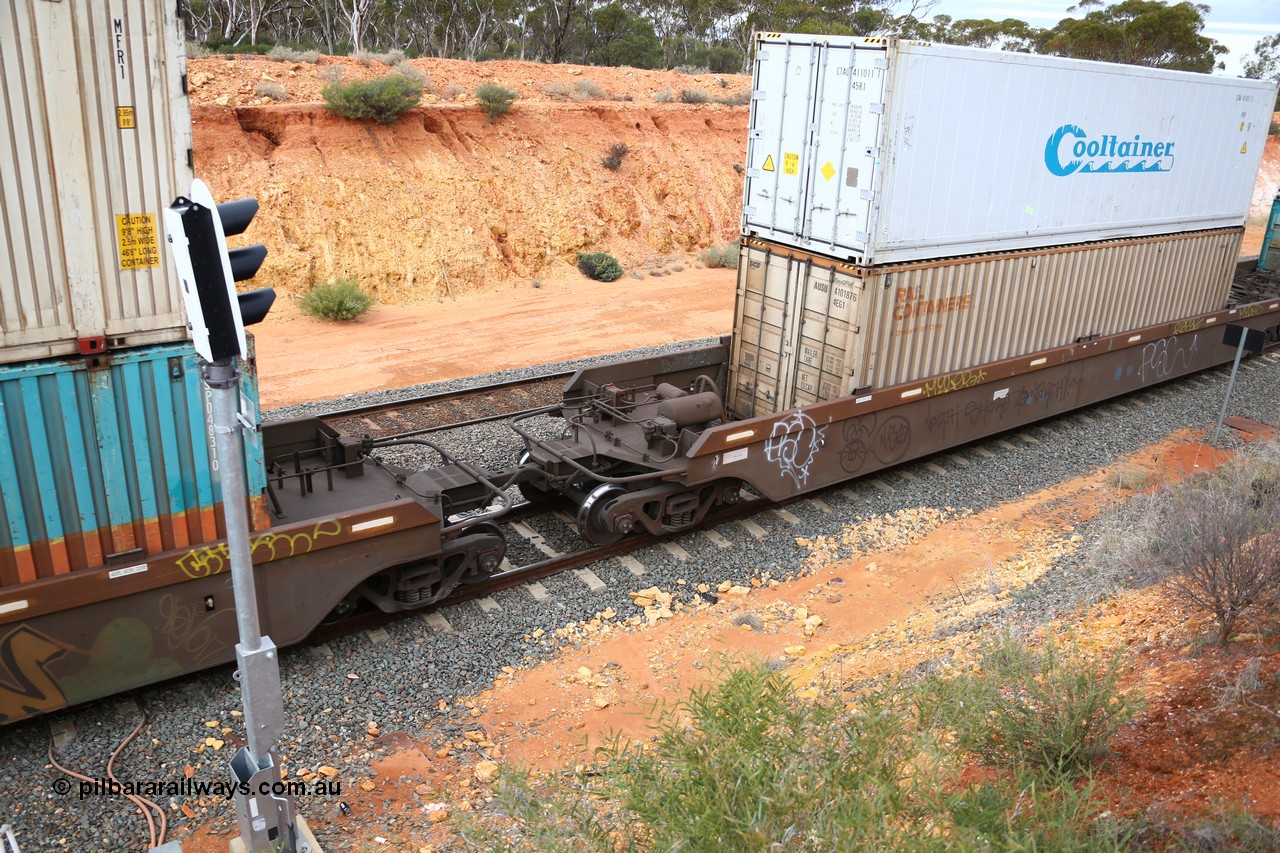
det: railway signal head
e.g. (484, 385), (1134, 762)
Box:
(163, 179), (274, 363)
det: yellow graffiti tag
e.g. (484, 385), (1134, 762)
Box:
(0, 626), (70, 724)
(1171, 317), (1206, 335)
(1238, 305), (1265, 320)
(176, 519), (345, 580)
(922, 368), (987, 398)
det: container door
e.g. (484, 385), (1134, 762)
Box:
(789, 259), (865, 408)
(802, 42), (886, 259)
(743, 35), (887, 262)
(743, 37), (822, 247)
(728, 243), (805, 418)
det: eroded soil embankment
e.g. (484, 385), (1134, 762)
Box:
(193, 102), (748, 301)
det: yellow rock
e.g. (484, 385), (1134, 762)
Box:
(474, 760), (500, 783)
(784, 645), (806, 657)
(360, 781), (376, 792)
(318, 766), (341, 778)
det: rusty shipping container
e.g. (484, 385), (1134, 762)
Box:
(728, 229), (1243, 418)
(0, 0), (193, 365)
(0, 341), (267, 587)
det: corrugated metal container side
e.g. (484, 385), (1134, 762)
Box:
(728, 228), (1241, 417)
(0, 0), (193, 365)
(742, 34), (1275, 264)
(0, 342), (267, 588)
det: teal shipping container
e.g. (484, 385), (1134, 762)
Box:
(0, 341), (266, 587)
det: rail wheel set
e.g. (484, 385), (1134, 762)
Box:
(2, 9), (1279, 729)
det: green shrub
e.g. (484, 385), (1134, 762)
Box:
(717, 90), (751, 106)
(918, 634), (1141, 776)
(475, 83), (518, 122)
(186, 40), (211, 59)
(700, 242), (739, 268)
(680, 88), (710, 104)
(322, 75), (422, 124)
(653, 88), (674, 103)
(576, 252), (623, 282)
(298, 279), (374, 320)
(601, 142), (629, 170)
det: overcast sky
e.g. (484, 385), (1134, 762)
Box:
(927, 0), (1277, 77)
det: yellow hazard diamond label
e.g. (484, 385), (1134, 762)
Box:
(1241, 142), (1247, 154)
(116, 213), (160, 270)
(762, 154), (775, 172)
(820, 161), (836, 181)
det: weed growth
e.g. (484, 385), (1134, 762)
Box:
(680, 88), (710, 104)
(267, 45), (319, 62)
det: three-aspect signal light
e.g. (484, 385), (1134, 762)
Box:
(163, 179), (274, 363)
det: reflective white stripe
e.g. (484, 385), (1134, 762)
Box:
(725, 430), (755, 442)
(0, 599), (29, 615)
(352, 516), (395, 532)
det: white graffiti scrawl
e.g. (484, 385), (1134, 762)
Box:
(764, 412), (829, 488)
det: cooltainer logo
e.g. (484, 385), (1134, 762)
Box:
(1044, 124), (1175, 176)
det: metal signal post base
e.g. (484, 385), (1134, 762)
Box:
(203, 360), (320, 853)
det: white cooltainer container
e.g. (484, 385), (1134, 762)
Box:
(743, 35), (1275, 265)
(0, 0), (193, 365)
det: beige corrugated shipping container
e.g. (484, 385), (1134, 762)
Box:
(0, 0), (193, 365)
(728, 228), (1242, 418)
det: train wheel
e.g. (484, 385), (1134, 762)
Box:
(516, 449), (555, 504)
(577, 483), (628, 545)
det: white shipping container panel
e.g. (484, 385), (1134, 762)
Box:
(743, 35), (1275, 265)
(728, 229), (1241, 418)
(0, 0), (193, 365)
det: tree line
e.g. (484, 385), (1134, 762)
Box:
(188, 0), (1279, 85)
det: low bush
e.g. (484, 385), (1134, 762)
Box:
(1133, 444), (1280, 643)
(463, 662), (1134, 850)
(186, 40), (211, 59)
(392, 60), (427, 88)
(601, 142), (629, 170)
(322, 75), (422, 124)
(298, 279), (374, 320)
(253, 81), (287, 101)
(680, 88), (710, 104)
(267, 45), (319, 63)
(717, 90), (751, 106)
(475, 82), (518, 122)
(653, 89), (674, 103)
(576, 252), (623, 282)
(573, 80), (607, 101)
(917, 633), (1142, 776)
(355, 48), (406, 66)
(700, 242), (739, 268)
